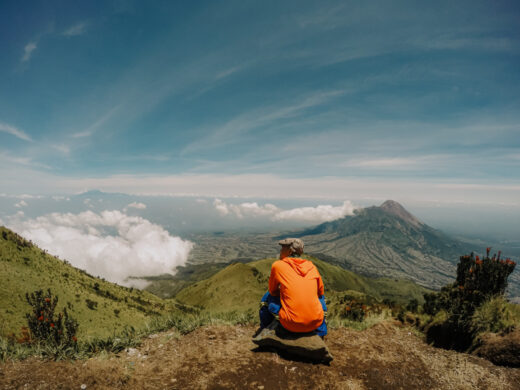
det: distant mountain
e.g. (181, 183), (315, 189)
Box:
(175, 255), (431, 312)
(297, 200), (481, 290)
(0, 226), (190, 339)
(181, 200), (518, 297)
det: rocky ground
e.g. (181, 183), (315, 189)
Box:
(1, 321), (519, 390)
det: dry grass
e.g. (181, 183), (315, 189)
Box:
(1, 321), (519, 389)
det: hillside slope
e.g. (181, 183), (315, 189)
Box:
(0, 226), (189, 339)
(175, 255), (431, 312)
(298, 200), (482, 289)
(178, 201), (519, 297)
(2, 323), (519, 390)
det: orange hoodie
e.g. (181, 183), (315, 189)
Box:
(268, 257), (324, 333)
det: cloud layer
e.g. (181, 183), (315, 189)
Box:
(213, 199), (356, 223)
(7, 210), (193, 286)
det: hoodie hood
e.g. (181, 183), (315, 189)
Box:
(282, 257), (316, 277)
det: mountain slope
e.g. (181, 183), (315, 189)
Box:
(297, 200), (480, 290)
(0, 226), (189, 339)
(175, 255), (431, 312)
(3, 323), (520, 390)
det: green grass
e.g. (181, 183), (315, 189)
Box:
(0, 225), (433, 362)
(470, 296), (520, 335)
(0, 226), (193, 340)
(0, 309), (256, 362)
(175, 254), (431, 312)
(327, 309), (394, 331)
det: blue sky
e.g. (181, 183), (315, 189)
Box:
(1, 0), (520, 205)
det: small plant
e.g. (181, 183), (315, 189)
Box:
(343, 300), (368, 321)
(85, 298), (98, 310)
(25, 289), (78, 347)
(406, 298), (419, 313)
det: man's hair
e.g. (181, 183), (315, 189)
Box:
(278, 238), (304, 255)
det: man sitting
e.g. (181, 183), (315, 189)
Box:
(259, 238), (327, 337)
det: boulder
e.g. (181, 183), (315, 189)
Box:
(473, 329), (520, 367)
(252, 321), (333, 363)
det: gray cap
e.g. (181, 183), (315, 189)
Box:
(278, 238), (304, 255)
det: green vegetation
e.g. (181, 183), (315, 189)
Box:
(175, 255), (431, 313)
(1, 310), (255, 361)
(0, 225), (435, 362)
(0, 226), (193, 340)
(422, 249), (518, 351)
(25, 289), (78, 347)
(143, 262), (234, 298)
(471, 296), (520, 335)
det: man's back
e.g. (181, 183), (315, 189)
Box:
(268, 257), (324, 333)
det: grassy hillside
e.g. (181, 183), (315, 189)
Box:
(0, 227), (191, 340)
(175, 255), (431, 312)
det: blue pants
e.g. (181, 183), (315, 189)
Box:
(259, 291), (328, 337)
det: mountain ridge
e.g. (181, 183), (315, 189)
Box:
(296, 200), (518, 296)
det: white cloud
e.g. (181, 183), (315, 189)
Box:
(2, 170), (520, 207)
(213, 198), (356, 223)
(213, 199), (279, 218)
(21, 42), (37, 62)
(52, 195), (70, 201)
(274, 201), (356, 222)
(14, 200), (28, 208)
(344, 157), (419, 168)
(7, 210), (193, 287)
(126, 202), (147, 210)
(0, 122), (32, 142)
(63, 22), (88, 36)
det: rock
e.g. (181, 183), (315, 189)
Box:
(473, 329), (520, 367)
(252, 321), (333, 363)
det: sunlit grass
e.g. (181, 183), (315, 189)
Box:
(327, 309), (394, 331)
(0, 309), (258, 362)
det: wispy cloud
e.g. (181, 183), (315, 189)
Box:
(51, 144), (70, 154)
(63, 22), (88, 37)
(341, 155), (449, 170)
(0, 151), (50, 169)
(182, 89), (346, 155)
(124, 202), (147, 212)
(14, 200), (28, 208)
(420, 36), (518, 52)
(70, 105), (121, 138)
(0, 122), (32, 141)
(0, 152), (33, 167)
(21, 42), (37, 62)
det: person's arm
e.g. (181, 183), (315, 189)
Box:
(317, 274), (325, 297)
(268, 263), (280, 296)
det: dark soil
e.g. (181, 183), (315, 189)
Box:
(1, 321), (519, 390)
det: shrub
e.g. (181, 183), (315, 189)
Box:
(85, 298), (98, 310)
(470, 296), (520, 335)
(343, 300), (369, 321)
(424, 248), (516, 350)
(406, 298), (419, 313)
(25, 289), (78, 347)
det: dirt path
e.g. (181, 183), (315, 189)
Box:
(1, 322), (519, 390)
